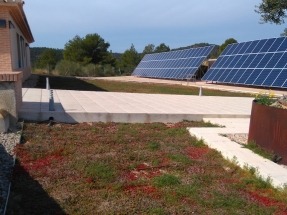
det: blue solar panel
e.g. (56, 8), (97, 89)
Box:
(224, 69), (238, 82)
(132, 46), (216, 80)
(253, 69), (272, 85)
(202, 37), (287, 88)
(273, 69), (287, 87)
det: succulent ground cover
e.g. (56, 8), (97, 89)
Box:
(7, 121), (287, 214)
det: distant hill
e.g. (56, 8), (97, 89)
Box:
(172, 43), (217, 51)
(30, 47), (123, 66)
(112, 52), (122, 60)
(171, 43), (219, 58)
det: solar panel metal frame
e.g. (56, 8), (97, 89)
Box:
(202, 37), (287, 88)
(132, 45), (216, 80)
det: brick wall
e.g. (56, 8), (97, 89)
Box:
(0, 8), (13, 72)
(0, 6), (32, 124)
(0, 2), (34, 128)
(0, 6), (32, 81)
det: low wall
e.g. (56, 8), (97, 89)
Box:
(0, 72), (23, 127)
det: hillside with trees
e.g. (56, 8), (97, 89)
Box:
(30, 33), (237, 77)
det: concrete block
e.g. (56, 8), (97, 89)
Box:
(0, 109), (9, 133)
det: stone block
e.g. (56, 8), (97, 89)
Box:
(0, 109), (9, 133)
(0, 81), (18, 126)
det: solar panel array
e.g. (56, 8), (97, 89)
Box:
(202, 37), (287, 88)
(132, 46), (215, 80)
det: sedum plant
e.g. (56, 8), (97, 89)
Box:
(255, 91), (287, 109)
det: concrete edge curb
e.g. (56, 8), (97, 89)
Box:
(187, 126), (287, 189)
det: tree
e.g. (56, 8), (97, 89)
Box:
(30, 47), (62, 68)
(63, 36), (84, 63)
(256, 0), (287, 36)
(256, 0), (287, 24)
(81, 34), (111, 64)
(154, 43), (170, 53)
(281, 28), (287, 36)
(36, 49), (58, 74)
(142, 44), (155, 54)
(63, 33), (112, 65)
(119, 44), (141, 74)
(219, 38), (238, 54)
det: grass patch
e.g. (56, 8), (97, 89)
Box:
(169, 154), (191, 165)
(87, 79), (252, 97)
(34, 74), (253, 97)
(243, 141), (274, 161)
(148, 208), (166, 215)
(85, 162), (116, 183)
(153, 174), (181, 187)
(147, 141), (161, 151)
(8, 121), (287, 214)
(193, 138), (206, 147)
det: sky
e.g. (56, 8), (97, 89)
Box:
(24, 0), (285, 53)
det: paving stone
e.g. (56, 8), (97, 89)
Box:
(20, 88), (253, 123)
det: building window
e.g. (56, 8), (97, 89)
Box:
(25, 43), (29, 67)
(16, 34), (25, 68)
(0, 19), (7, 28)
(9, 21), (14, 29)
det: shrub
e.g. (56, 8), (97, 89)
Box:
(55, 60), (82, 76)
(255, 91), (276, 106)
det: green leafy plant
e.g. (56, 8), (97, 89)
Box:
(255, 91), (276, 106)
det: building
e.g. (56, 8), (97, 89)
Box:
(0, 0), (34, 127)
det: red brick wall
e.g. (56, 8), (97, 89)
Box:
(0, 6), (32, 81)
(0, 5), (32, 114)
(0, 7), (13, 72)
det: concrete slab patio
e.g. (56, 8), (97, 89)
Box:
(20, 88), (253, 123)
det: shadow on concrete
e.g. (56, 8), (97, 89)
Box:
(35, 75), (107, 92)
(6, 156), (66, 214)
(20, 101), (80, 124)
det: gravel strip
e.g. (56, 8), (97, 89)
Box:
(222, 133), (248, 145)
(0, 129), (21, 215)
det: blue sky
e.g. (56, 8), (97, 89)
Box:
(24, 0), (285, 53)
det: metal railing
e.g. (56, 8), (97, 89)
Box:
(181, 74), (196, 86)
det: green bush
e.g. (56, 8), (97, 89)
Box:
(255, 91), (276, 106)
(55, 60), (117, 77)
(55, 60), (82, 76)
